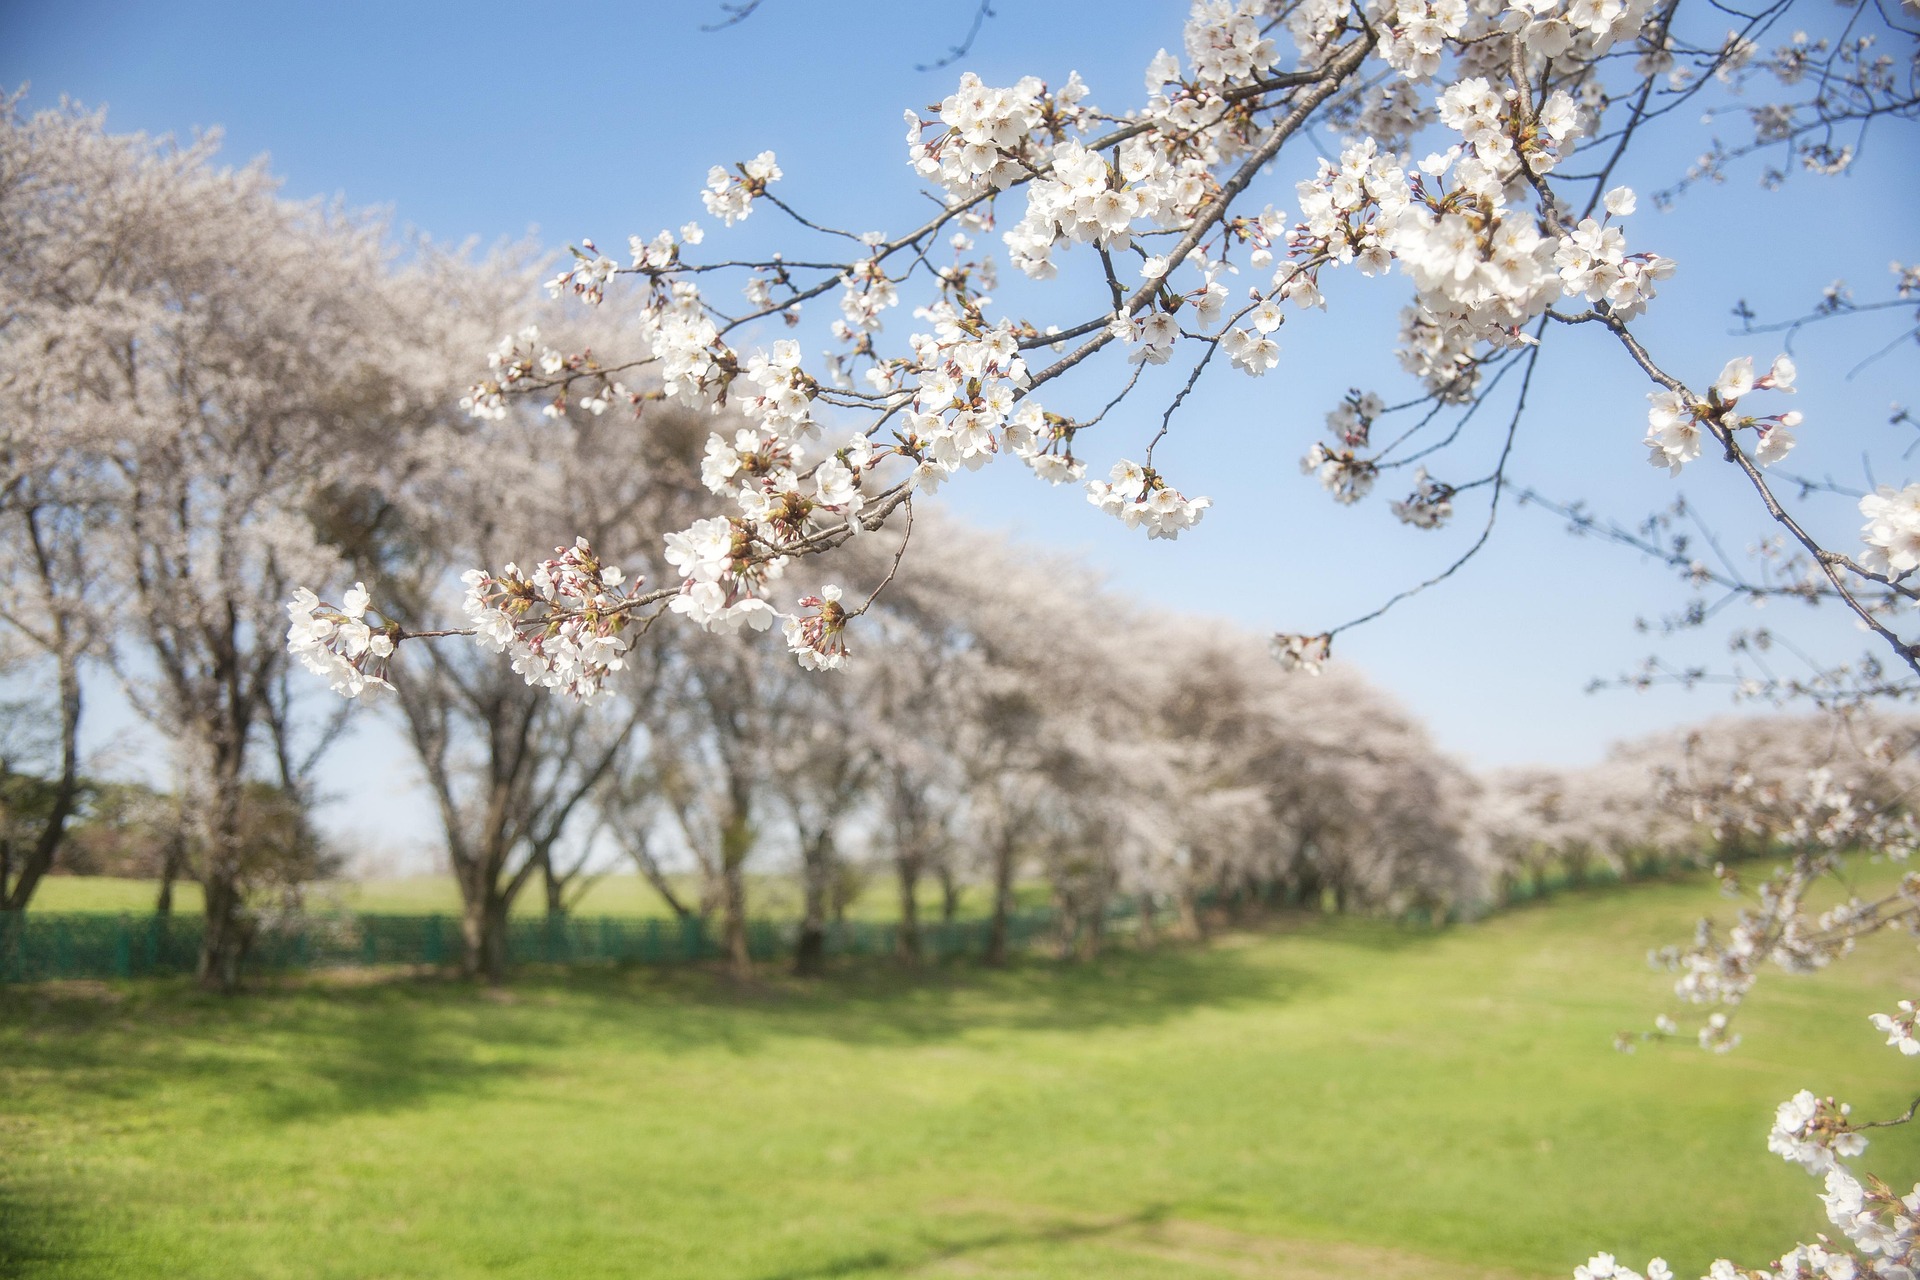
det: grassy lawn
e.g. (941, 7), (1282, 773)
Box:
(2, 871), (1914, 1279)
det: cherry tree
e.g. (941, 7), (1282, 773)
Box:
(1476, 752), (1694, 891)
(0, 484), (95, 912)
(759, 668), (875, 974)
(0, 99), (455, 988)
(858, 517), (1187, 958)
(329, 272), (700, 979)
(272, 0), (1916, 1265)
(0, 98), (175, 910)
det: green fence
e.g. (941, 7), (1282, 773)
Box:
(0, 902), (1099, 984)
(0, 876), (1481, 984)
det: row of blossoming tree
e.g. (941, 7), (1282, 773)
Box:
(0, 95), (1502, 989)
(6, 90), (1872, 997)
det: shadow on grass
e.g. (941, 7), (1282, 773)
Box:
(0, 920), (1459, 1276)
(0, 917), (1456, 1130)
(502, 926), (1359, 1057)
(750, 1203), (1173, 1280)
(0, 1173), (84, 1280)
(0, 976), (544, 1126)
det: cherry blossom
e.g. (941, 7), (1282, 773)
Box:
(1391, 467), (1455, 529)
(1769, 1089), (1868, 1174)
(783, 585), (852, 671)
(701, 150), (782, 226)
(1086, 459), (1212, 539)
(300, 0), (1914, 750)
(1859, 486), (1920, 577)
(286, 583), (394, 699)
(460, 538), (642, 700)
(1869, 1002), (1920, 1056)
(1271, 632), (1332, 674)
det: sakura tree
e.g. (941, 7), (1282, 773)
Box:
(330, 269), (698, 981)
(271, 0), (1914, 1266)
(0, 98), (463, 988)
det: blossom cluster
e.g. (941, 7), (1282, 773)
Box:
(459, 325), (554, 421)
(286, 584), (394, 699)
(1555, 193), (1676, 321)
(1391, 467), (1455, 529)
(1271, 632), (1332, 674)
(1574, 1254), (1672, 1280)
(1870, 1001), (1920, 1056)
(1006, 136), (1213, 280)
(1293, 138), (1405, 284)
(783, 584), (851, 672)
(1859, 485), (1920, 578)
(1290, 127), (1674, 416)
(1182, 0), (1279, 86)
(701, 151), (781, 226)
(544, 240), (618, 306)
(663, 516), (781, 633)
(1645, 355), (1799, 477)
(1649, 766), (1920, 1031)
(1302, 442), (1378, 504)
(898, 312), (1034, 484)
(1085, 459), (1212, 539)
(907, 72), (1052, 197)
(1769, 1089), (1868, 1175)
(461, 538), (640, 701)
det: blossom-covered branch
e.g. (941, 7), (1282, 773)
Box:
(284, 0), (1914, 705)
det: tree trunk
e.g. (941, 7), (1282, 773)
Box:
(720, 861), (749, 977)
(198, 870), (249, 992)
(540, 847), (567, 918)
(1054, 885), (1079, 959)
(1177, 849), (1209, 940)
(196, 764), (248, 993)
(936, 862), (961, 923)
(984, 832), (1016, 966)
(1070, 865), (1110, 961)
(894, 852), (922, 965)
(460, 884), (512, 983)
(1135, 889), (1158, 948)
(719, 812), (753, 979)
(794, 919), (826, 976)
(1081, 899), (1106, 960)
(0, 651), (84, 912)
(1176, 882), (1202, 939)
(794, 831), (832, 977)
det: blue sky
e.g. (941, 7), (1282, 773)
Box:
(4, 1), (1915, 868)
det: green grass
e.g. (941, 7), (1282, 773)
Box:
(22, 876), (209, 915)
(2, 872), (1914, 1279)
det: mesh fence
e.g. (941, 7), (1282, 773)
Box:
(0, 902), (1113, 983)
(0, 875), (1491, 984)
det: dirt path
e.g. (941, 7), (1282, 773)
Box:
(921, 1199), (1539, 1279)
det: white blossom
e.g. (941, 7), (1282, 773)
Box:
(286, 583), (393, 699)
